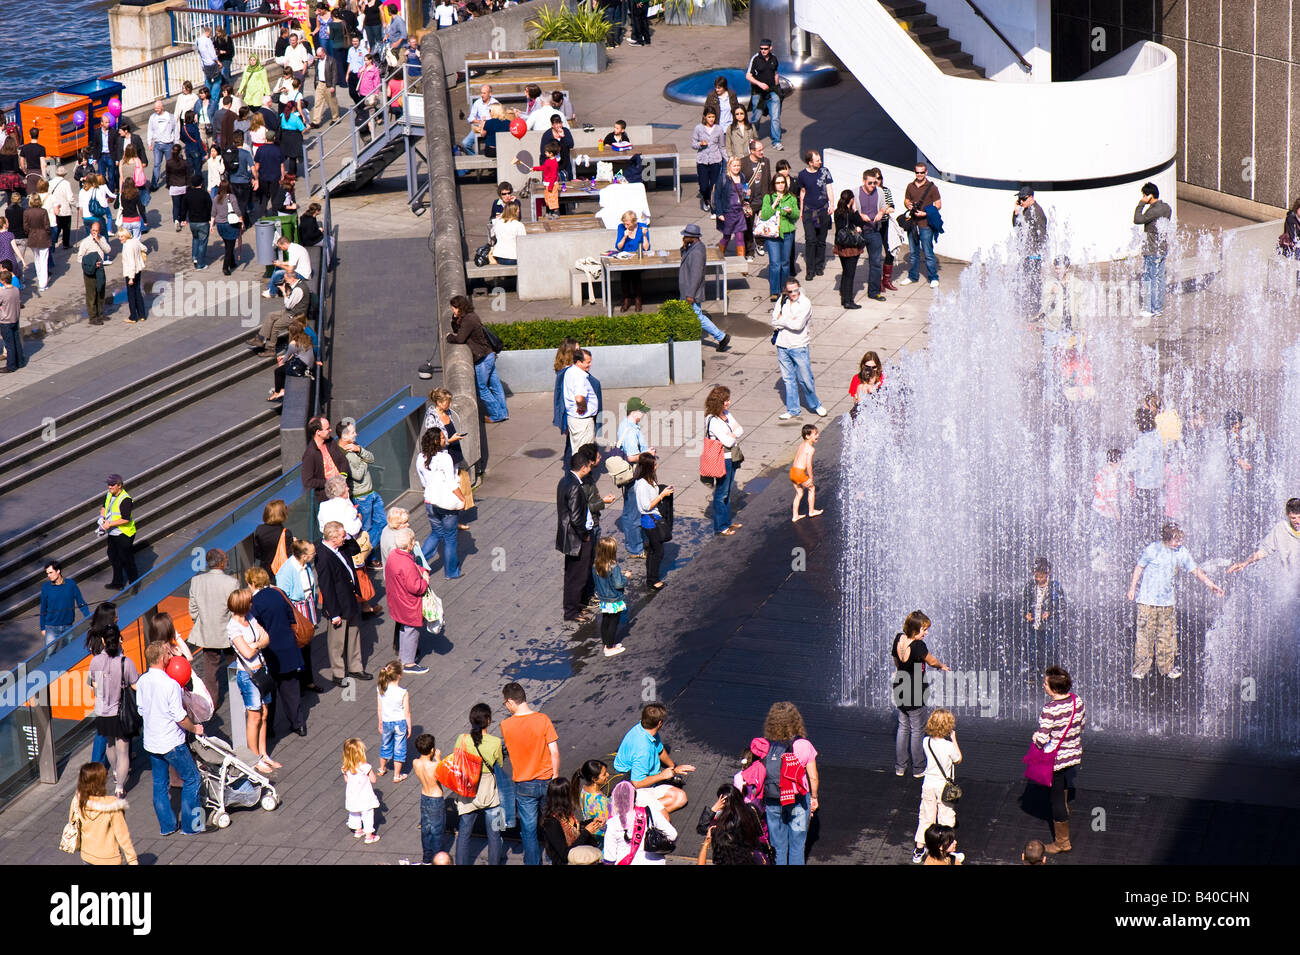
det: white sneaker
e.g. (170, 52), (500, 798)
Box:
(815, 406), (827, 416)
(778, 411), (795, 420)
(929, 279), (939, 288)
(604, 644), (626, 657)
(897, 277), (914, 286)
(950, 851), (966, 864)
(1131, 668), (1147, 680)
(262, 290), (275, 299)
(1166, 666), (1183, 680)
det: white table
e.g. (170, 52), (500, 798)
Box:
(600, 248), (728, 318)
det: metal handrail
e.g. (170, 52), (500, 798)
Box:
(311, 190), (334, 417)
(961, 0), (1032, 73)
(302, 64), (423, 197)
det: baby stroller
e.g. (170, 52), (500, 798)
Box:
(192, 734), (281, 830)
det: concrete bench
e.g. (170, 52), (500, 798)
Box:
(454, 154), (497, 171)
(466, 261), (520, 285)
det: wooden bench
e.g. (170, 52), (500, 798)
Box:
(471, 77), (564, 101)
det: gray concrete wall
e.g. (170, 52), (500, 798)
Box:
(516, 225), (693, 301)
(497, 343), (671, 393)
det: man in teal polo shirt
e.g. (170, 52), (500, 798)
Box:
(613, 702), (694, 819)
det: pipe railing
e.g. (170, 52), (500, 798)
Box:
(961, 0), (1032, 73)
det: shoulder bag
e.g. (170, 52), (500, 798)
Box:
(1022, 694), (1077, 787)
(116, 656), (142, 737)
(59, 798), (82, 854)
(699, 415), (727, 479)
(436, 740), (483, 798)
(926, 737), (962, 803)
(754, 203), (781, 239)
(276, 586), (316, 648)
(834, 217), (865, 249)
(643, 808), (676, 854)
(270, 528), (289, 575)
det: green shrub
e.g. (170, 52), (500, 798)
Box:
(490, 300), (700, 350)
(528, 4), (611, 44)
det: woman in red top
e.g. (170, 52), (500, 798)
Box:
(848, 350), (884, 402)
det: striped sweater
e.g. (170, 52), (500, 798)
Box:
(1032, 694), (1085, 770)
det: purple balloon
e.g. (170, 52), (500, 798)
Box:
(107, 98), (122, 115)
(73, 110), (87, 126)
(108, 113), (118, 127)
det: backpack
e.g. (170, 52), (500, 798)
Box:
(605, 449), (634, 487)
(81, 252), (103, 277)
(762, 737), (808, 804)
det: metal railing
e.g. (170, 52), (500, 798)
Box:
(168, 6), (281, 46)
(102, 14), (287, 112)
(0, 389), (424, 811)
(961, 0), (1032, 73)
(312, 190), (335, 417)
(301, 63), (425, 199)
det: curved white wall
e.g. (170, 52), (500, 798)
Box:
(795, 0), (1177, 182)
(824, 148), (1177, 265)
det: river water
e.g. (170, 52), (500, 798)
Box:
(0, 0), (114, 112)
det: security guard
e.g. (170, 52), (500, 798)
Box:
(100, 473), (138, 590)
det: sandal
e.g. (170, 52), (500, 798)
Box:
(253, 759), (275, 775)
(719, 528), (737, 536)
(393, 773), (407, 783)
(376, 767), (388, 776)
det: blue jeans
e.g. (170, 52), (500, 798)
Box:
(355, 492), (387, 563)
(151, 143), (172, 189)
(620, 485), (644, 554)
(381, 719), (408, 763)
(455, 805), (507, 865)
(776, 345), (821, 415)
(149, 742), (203, 835)
(267, 268), (288, 296)
(96, 154), (118, 193)
(765, 795), (810, 865)
(190, 222), (209, 266)
(460, 129), (478, 154)
(765, 232), (794, 294)
(514, 778), (549, 865)
(748, 88), (782, 146)
(91, 733), (109, 767)
(712, 457), (735, 533)
(895, 706), (926, 774)
(422, 503), (461, 578)
(474, 352), (509, 421)
(1142, 253), (1166, 314)
(907, 225), (938, 282)
(691, 301), (725, 343)
(44, 624), (71, 646)
(420, 793), (446, 863)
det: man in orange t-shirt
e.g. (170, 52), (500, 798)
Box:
(500, 681), (559, 866)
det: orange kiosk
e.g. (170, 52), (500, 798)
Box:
(14, 92), (91, 161)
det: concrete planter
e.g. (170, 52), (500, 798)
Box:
(541, 41), (608, 74)
(496, 341), (697, 393)
(663, 0), (733, 26)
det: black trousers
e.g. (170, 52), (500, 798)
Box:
(232, 182), (253, 226)
(804, 219), (829, 276)
(600, 612), (621, 648)
(222, 236), (237, 272)
(838, 254), (858, 305)
(126, 275), (148, 320)
(1050, 766), (1075, 822)
(106, 534), (137, 588)
(57, 215), (72, 248)
(270, 669), (305, 734)
(562, 533), (595, 619)
(630, 4), (650, 43)
(580, 526), (599, 604)
(642, 521), (666, 585)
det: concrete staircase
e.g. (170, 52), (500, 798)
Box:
(879, 0), (987, 79)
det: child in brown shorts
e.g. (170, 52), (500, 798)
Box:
(790, 424), (823, 522)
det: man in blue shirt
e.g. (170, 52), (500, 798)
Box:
(39, 560), (90, 644)
(1127, 522), (1223, 680)
(612, 702), (694, 819)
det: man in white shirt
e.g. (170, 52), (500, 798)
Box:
(263, 235), (312, 298)
(346, 35), (366, 104)
(563, 348), (599, 456)
(461, 83), (499, 155)
(280, 33), (314, 85)
(434, 1), (459, 27)
(309, 47), (341, 127)
(771, 278), (826, 419)
(197, 25), (222, 103)
(136, 639), (206, 835)
(146, 100), (177, 191)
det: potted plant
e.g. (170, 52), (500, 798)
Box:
(491, 302), (703, 390)
(529, 5), (611, 74)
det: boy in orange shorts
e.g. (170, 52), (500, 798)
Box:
(790, 424), (823, 522)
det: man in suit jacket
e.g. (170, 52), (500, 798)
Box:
(317, 520), (372, 686)
(94, 114), (124, 192)
(187, 547), (239, 706)
(556, 449), (596, 623)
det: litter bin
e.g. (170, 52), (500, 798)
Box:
(57, 78), (126, 131)
(14, 92), (91, 160)
(254, 219), (279, 266)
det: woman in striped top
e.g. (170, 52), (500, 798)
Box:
(1032, 665), (1085, 855)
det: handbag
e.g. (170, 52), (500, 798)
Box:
(754, 208), (780, 239)
(730, 443), (744, 466)
(271, 528), (289, 575)
(59, 800), (82, 854)
(351, 529), (373, 568)
(1022, 693), (1077, 787)
(473, 243), (491, 267)
(422, 587), (443, 626)
(482, 324), (505, 354)
(88, 196), (108, 218)
(248, 661), (274, 697)
(926, 738), (962, 803)
(643, 809), (676, 854)
(277, 587), (315, 648)
(116, 656), (142, 737)
(357, 567), (377, 603)
(699, 416), (727, 479)
(835, 221), (865, 249)
(435, 743), (483, 798)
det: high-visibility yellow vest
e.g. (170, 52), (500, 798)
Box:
(103, 489), (137, 537)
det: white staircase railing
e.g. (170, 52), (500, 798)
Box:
(794, 0), (1176, 181)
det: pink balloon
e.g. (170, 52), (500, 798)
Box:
(107, 98), (122, 115)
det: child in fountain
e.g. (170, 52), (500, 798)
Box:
(1127, 522), (1224, 680)
(1092, 449), (1124, 523)
(1022, 558), (1065, 656)
(790, 425), (823, 522)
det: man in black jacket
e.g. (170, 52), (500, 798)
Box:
(301, 416), (350, 505)
(317, 520), (372, 686)
(556, 449), (596, 623)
